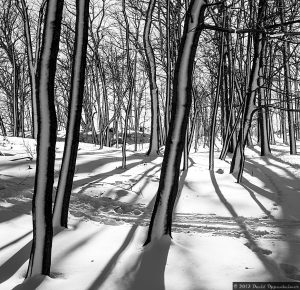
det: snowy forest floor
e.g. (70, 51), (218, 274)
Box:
(0, 136), (300, 290)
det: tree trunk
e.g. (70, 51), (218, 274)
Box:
(230, 0), (266, 182)
(53, 0), (90, 228)
(144, 0), (160, 156)
(165, 0), (171, 140)
(277, 0), (297, 154)
(12, 53), (19, 137)
(16, 0), (41, 139)
(144, 0), (206, 245)
(0, 114), (6, 136)
(209, 15), (225, 171)
(258, 43), (271, 156)
(26, 0), (63, 278)
(121, 0), (134, 168)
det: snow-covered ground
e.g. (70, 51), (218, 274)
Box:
(0, 136), (300, 290)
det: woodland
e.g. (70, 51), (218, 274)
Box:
(0, 0), (300, 289)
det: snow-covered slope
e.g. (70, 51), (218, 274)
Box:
(0, 136), (300, 289)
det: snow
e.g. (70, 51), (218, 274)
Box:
(1, 136), (300, 289)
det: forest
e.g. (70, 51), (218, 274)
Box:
(0, 0), (300, 289)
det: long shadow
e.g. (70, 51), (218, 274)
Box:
(249, 147), (299, 179)
(86, 224), (139, 290)
(52, 227), (105, 267)
(86, 194), (157, 290)
(241, 171), (279, 204)
(73, 154), (158, 194)
(12, 275), (45, 290)
(0, 240), (32, 283)
(174, 169), (188, 215)
(0, 200), (32, 224)
(0, 223), (72, 285)
(241, 183), (275, 219)
(126, 237), (171, 290)
(121, 170), (188, 290)
(74, 152), (155, 176)
(245, 158), (300, 216)
(243, 156), (300, 273)
(0, 231), (32, 252)
(210, 171), (284, 280)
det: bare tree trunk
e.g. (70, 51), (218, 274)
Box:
(209, 12), (225, 171)
(12, 52), (19, 137)
(121, 0), (134, 168)
(53, 0), (90, 229)
(165, 0), (171, 139)
(16, 0), (46, 139)
(144, 0), (206, 245)
(0, 114), (7, 136)
(258, 44), (271, 156)
(144, 0), (160, 156)
(277, 0), (297, 154)
(26, 0), (63, 278)
(230, 0), (266, 182)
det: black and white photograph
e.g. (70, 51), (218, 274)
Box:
(0, 0), (300, 289)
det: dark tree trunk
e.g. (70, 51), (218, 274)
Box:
(230, 0), (267, 182)
(209, 12), (225, 171)
(26, 0), (64, 277)
(144, 0), (160, 156)
(121, 0), (134, 168)
(144, 0), (206, 245)
(53, 0), (90, 228)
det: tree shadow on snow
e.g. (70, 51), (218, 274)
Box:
(124, 236), (171, 290)
(119, 170), (187, 290)
(0, 240), (32, 283)
(0, 231), (32, 252)
(209, 171), (285, 281)
(73, 154), (158, 193)
(0, 200), (32, 224)
(86, 167), (187, 290)
(242, 156), (300, 278)
(12, 275), (46, 290)
(86, 192), (158, 290)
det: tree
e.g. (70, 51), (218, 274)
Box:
(144, 0), (160, 156)
(230, 0), (267, 182)
(16, 0), (46, 139)
(144, 0), (206, 245)
(0, 0), (21, 136)
(121, 0), (134, 168)
(26, 0), (64, 277)
(53, 0), (90, 228)
(277, 0), (297, 155)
